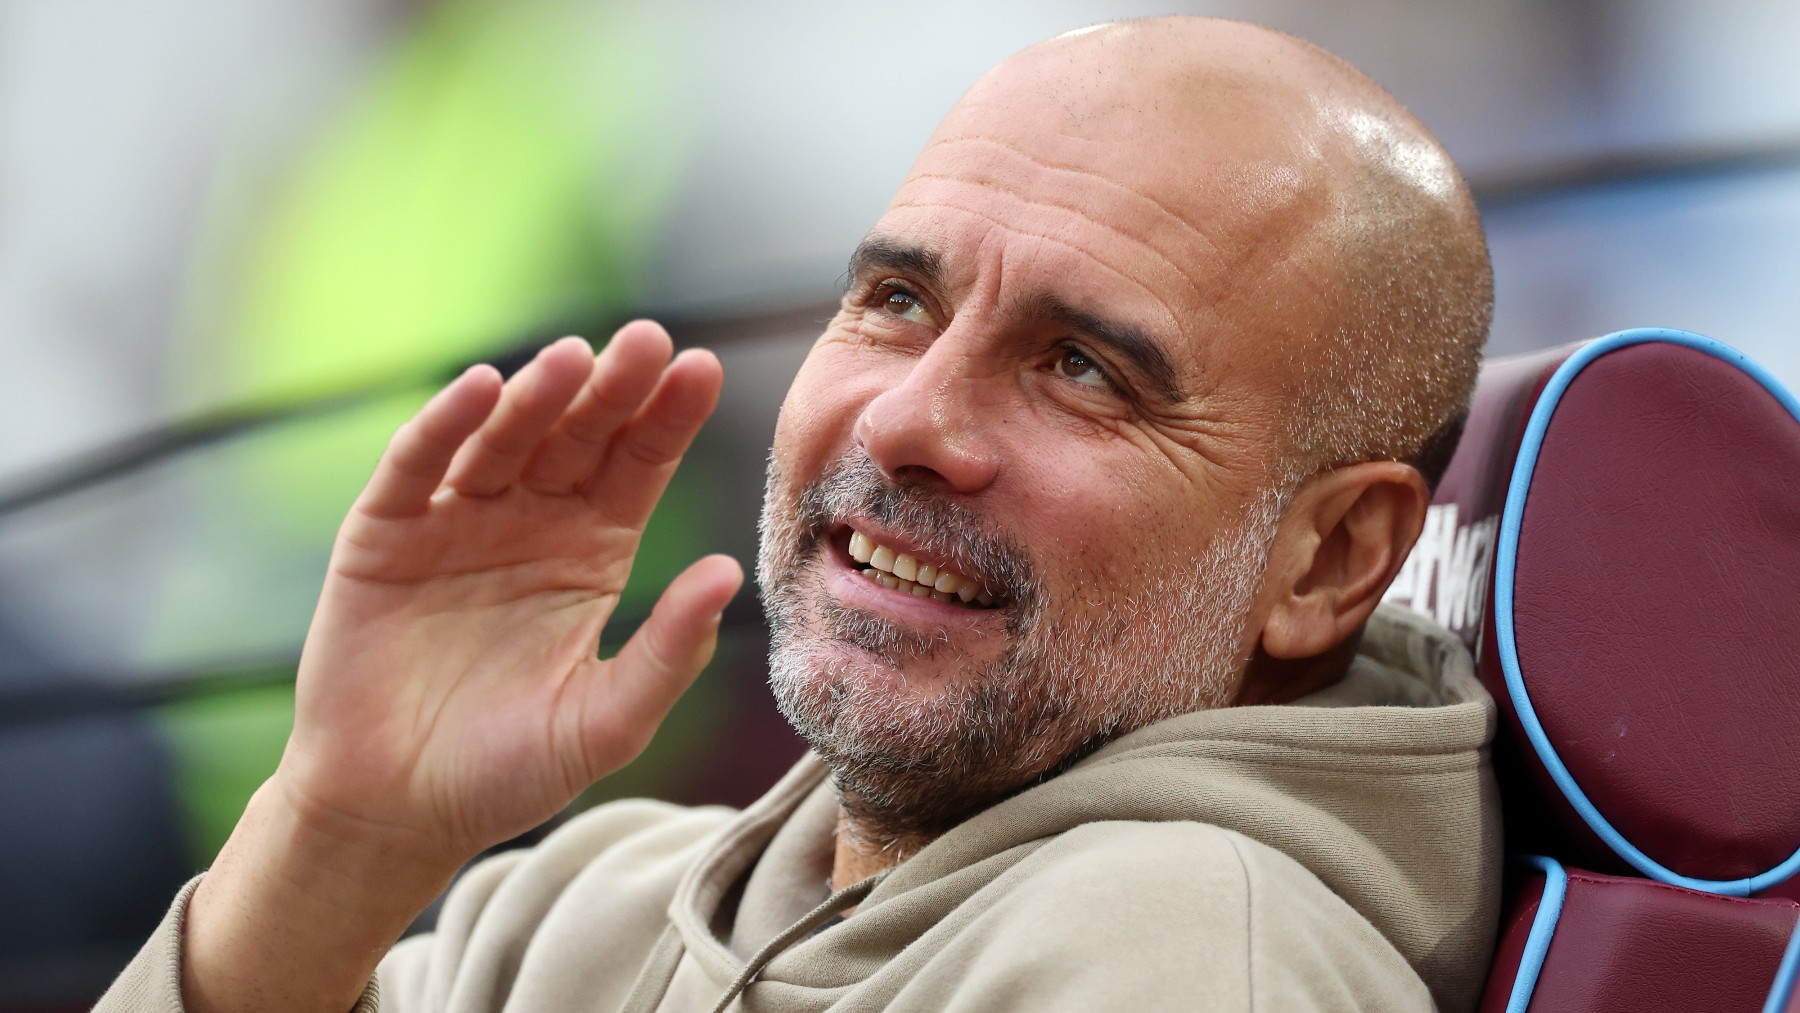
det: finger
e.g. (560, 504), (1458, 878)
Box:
(582, 348), (724, 527)
(521, 320), (674, 493)
(446, 337), (595, 497)
(581, 555), (744, 774)
(355, 365), (503, 519)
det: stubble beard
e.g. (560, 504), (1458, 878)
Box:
(757, 455), (1281, 851)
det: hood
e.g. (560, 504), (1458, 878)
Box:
(662, 604), (1499, 1011)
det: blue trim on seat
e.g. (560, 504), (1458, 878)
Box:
(1765, 915), (1800, 1013)
(1494, 327), (1800, 896)
(1507, 855), (1568, 1013)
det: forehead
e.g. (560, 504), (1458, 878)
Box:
(872, 77), (1334, 382)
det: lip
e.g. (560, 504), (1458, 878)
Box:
(821, 520), (1006, 626)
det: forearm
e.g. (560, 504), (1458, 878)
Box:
(181, 775), (463, 1013)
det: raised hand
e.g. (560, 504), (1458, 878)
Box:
(180, 322), (741, 1013)
(280, 320), (742, 862)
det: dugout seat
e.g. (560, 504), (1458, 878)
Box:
(1384, 328), (1800, 1013)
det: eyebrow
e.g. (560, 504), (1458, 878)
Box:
(846, 236), (944, 290)
(1028, 293), (1188, 405)
(844, 236), (1188, 405)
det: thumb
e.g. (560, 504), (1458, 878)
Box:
(580, 554), (744, 775)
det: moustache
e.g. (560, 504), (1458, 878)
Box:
(790, 455), (1040, 609)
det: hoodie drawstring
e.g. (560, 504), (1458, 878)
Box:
(618, 924), (687, 1013)
(706, 875), (883, 1013)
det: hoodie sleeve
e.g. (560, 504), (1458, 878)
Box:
(92, 876), (382, 1013)
(92, 798), (730, 1013)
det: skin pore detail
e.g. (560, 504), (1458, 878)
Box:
(897, 95), (1332, 303)
(911, 134), (1233, 259)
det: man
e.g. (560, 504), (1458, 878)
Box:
(102, 16), (1498, 1013)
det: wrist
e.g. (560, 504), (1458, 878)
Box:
(182, 776), (463, 1013)
(265, 765), (469, 889)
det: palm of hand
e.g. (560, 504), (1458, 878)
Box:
(277, 326), (741, 862)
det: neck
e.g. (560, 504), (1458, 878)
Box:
(1235, 633), (1361, 706)
(830, 810), (930, 893)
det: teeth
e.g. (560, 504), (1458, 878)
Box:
(869, 545), (895, 572)
(848, 528), (1000, 608)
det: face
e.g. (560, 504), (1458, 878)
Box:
(757, 51), (1329, 843)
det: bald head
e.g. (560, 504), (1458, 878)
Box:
(941, 17), (1492, 487)
(763, 18), (1492, 844)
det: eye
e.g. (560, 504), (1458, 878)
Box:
(1053, 346), (1111, 389)
(875, 285), (935, 327)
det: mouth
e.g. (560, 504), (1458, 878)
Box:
(832, 525), (1005, 611)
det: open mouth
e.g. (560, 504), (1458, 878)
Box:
(842, 527), (1003, 609)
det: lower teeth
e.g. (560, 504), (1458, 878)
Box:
(861, 567), (987, 607)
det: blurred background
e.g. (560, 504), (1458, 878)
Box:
(2, 0), (1797, 1007)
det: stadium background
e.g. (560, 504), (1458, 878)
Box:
(3, 0), (1796, 1007)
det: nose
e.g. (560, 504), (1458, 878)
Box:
(852, 339), (1002, 494)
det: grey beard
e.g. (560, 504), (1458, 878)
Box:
(757, 454), (1281, 848)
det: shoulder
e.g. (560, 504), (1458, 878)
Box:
(996, 820), (1257, 926)
(974, 820), (1261, 957)
(935, 821), (1429, 1012)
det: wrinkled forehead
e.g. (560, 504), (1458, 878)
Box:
(901, 99), (1328, 277)
(875, 55), (1338, 386)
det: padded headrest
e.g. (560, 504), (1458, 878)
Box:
(1390, 328), (1800, 896)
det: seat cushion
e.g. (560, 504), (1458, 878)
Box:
(1401, 329), (1800, 892)
(1480, 860), (1800, 1013)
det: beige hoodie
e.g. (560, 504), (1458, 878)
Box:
(100, 605), (1499, 1012)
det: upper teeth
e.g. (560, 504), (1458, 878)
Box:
(849, 529), (997, 607)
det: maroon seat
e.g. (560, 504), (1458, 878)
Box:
(1384, 328), (1800, 1012)
(1484, 866), (1798, 1013)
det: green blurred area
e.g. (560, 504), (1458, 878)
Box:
(142, 0), (717, 866)
(177, 0), (690, 397)
(153, 679), (295, 863)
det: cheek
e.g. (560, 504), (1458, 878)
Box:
(1012, 460), (1219, 592)
(1009, 464), (1138, 579)
(774, 348), (880, 472)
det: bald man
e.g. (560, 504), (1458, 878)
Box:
(101, 17), (1499, 1013)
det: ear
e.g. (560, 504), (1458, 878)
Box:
(1256, 461), (1430, 659)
